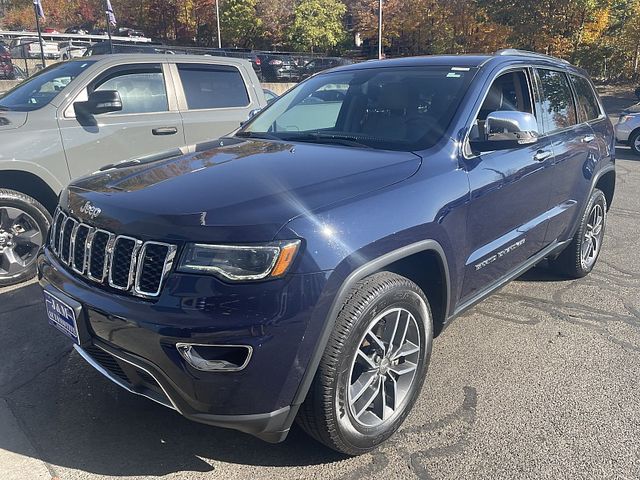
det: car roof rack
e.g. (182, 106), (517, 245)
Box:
(495, 49), (570, 64)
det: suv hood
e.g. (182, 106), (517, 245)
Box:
(65, 138), (421, 242)
(0, 111), (28, 131)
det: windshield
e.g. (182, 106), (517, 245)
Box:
(239, 65), (476, 151)
(0, 60), (94, 112)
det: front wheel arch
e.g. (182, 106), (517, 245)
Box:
(289, 240), (451, 412)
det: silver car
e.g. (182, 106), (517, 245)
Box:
(615, 108), (640, 155)
(0, 54), (266, 286)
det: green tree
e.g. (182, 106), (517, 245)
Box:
(220, 0), (263, 48)
(287, 0), (347, 52)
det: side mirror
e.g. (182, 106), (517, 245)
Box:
(240, 108), (262, 126)
(74, 90), (122, 117)
(470, 110), (539, 153)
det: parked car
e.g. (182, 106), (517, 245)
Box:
(0, 54), (266, 286)
(258, 53), (300, 82)
(9, 37), (60, 59)
(299, 57), (354, 79)
(37, 50), (615, 454)
(65, 26), (88, 35)
(615, 106), (640, 154)
(59, 40), (90, 60)
(117, 27), (146, 38)
(0, 44), (15, 79)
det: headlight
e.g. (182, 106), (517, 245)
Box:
(177, 240), (301, 281)
(620, 114), (635, 123)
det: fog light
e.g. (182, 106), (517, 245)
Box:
(176, 343), (252, 372)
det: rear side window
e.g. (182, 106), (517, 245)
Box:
(536, 69), (577, 133)
(570, 74), (601, 122)
(177, 64), (249, 110)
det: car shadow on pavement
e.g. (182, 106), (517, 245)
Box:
(0, 282), (346, 477)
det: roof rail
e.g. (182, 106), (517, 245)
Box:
(495, 49), (570, 64)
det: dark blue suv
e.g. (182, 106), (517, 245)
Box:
(38, 50), (615, 455)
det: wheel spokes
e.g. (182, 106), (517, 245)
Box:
(353, 375), (381, 419)
(350, 370), (378, 406)
(0, 248), (27, 275)
(348, 307), (423, 427)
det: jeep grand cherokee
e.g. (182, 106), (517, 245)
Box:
(38, 50), (615, 455)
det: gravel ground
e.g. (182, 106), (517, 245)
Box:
(0, 96), (639, 480)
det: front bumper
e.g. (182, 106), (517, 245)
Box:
(38, 248), (330, 442)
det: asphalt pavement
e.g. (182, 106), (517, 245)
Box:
(1, 99), (639, 479)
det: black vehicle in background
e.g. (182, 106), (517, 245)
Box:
(258, 54), (301, 82)
(299, 57), (354, 80)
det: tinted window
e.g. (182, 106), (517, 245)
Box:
(471, 70), (533, 141)
(241, 66), (476, 151)
(537, 69), (577, 133)
(0, 60), (94, 111)
(95, 66), (168, 114)
(570, 74), (601, 122)
(177, 64), (249, 109)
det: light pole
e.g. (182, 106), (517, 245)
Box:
(216, 0), (221, 48)
(378, 0), (383, 59)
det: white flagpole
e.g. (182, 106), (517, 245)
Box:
(378, 0), (383, 59)
(216, 0), (221, 48)
(33, 1), (46, 67)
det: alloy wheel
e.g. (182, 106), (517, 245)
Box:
(347, 307), (421, 427)
(581, 202), (604, 270)
(0, 206), (44, 279)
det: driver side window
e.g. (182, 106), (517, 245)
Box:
(470, 70), (534, 141)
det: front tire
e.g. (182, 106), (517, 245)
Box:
(296, 272), (433, 455)
(629, 129), (640, 156)
(551, 188), (607, 278)
(0, 189), (51, 287)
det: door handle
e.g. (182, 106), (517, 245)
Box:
(533, 150), (552, 162)
(582, 135), (595, 143)
(152, 127), (178, 136)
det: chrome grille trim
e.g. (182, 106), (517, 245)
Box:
(71, 223), (91, 274)
(87, 229), (115, 283)
(60, 217), (77, 265)
(48, 210), (176, 298)
(108, 235), (143, 291)
(50, 208), (63, 255)
(133, 241), (177, 298)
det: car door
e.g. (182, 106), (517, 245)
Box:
(534, 68), (600, 245)
(172, 62), (257, 145)
(460, 68), (555, 301)
(58, 62), (185, 179)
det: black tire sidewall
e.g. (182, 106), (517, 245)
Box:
(332, 285), (433, 452)
(571, 189), (607, 277)
(0, 189), (51, 286)
(629, 131), (640, 155)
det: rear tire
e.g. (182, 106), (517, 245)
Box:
(551, 188), (606, 279)
(296, 272), (433, 455)
(0, 189), (51, 287)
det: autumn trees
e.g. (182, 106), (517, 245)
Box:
(3, 0), (640, 78)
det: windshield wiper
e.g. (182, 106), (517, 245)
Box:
(279, 132), (373, 149)
(0, 105), (11, 111)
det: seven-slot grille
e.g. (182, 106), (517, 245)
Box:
(49, 209), (176, 298)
